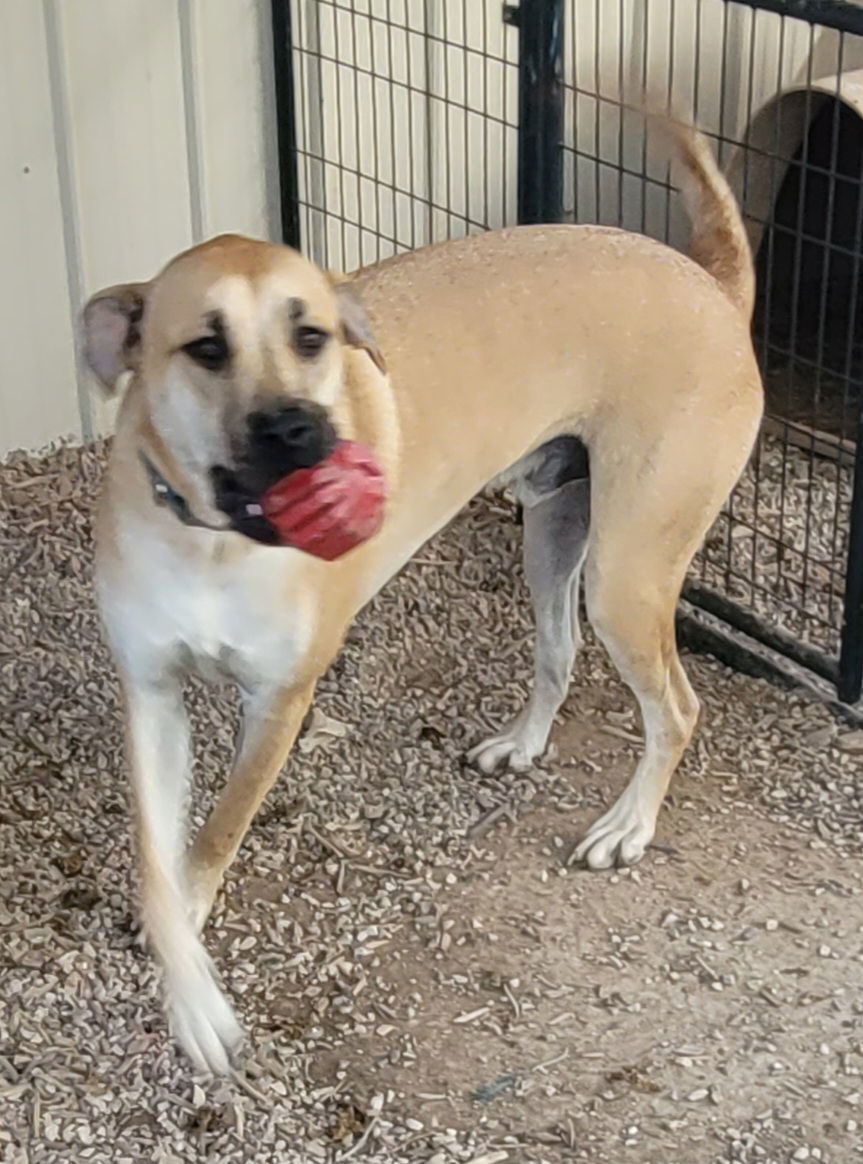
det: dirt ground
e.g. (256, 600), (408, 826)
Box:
(234, 717), (863, 1164)
(2, 442), (863, 1164)
(329, 789), (863, 1162)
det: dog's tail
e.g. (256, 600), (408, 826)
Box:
(662, 117), (755, 320)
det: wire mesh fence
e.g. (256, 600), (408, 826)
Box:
(560, 0), (863, 700)
(279, 0), (520, 270)
(274, 0), (863, 702)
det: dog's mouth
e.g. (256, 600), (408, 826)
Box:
(212, 402), (338, 545)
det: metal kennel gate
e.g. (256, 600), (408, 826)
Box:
(272, 0), (863, 705)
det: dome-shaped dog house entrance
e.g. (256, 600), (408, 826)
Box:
(754, 94), (863, 455)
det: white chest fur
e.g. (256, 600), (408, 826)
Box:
(98, 517), (314, 690)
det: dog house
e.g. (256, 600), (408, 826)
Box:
(735, 68), (863, 457)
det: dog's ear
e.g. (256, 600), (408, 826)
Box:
(330, 276), (386, 375)
(81, 282), (149, 393)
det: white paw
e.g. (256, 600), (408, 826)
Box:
(166, 953), (243, 1075)
(573, 791), (656, 870)
(467, 717), (546, 774)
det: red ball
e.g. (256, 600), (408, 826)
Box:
(258, 440), (387, 561)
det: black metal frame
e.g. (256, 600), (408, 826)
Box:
(271, 0), (301, 249)
(271, 0), (863, 704)
(504, 0), (564, 225)
(731, 0), (863, 35)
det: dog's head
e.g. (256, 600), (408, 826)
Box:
(81, 234), (384, 531)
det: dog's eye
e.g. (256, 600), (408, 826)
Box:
(294, 326), (329, 358)
(183, 334), (229, 371)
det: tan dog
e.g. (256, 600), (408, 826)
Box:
(82, 121), (762, 1073)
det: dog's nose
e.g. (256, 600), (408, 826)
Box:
(243, 402), (337, 492)
(249, 405), (319, 453)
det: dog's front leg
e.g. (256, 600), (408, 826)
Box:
(185, 679), (316, 931)
(122, 670), (242, 1073)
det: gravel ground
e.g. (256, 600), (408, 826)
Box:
(1, 440), (863, 1164)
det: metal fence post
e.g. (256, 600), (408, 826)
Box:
(271, 0), (302, 249)
(506, 0), (565, 225)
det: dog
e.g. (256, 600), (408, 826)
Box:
(81, 119), (762, 1073)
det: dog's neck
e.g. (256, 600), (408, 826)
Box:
(138, 452), (218, 531)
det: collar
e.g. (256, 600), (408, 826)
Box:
(139, 452), (217, 530)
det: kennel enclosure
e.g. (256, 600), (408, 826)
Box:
(272, 0), (863, 705)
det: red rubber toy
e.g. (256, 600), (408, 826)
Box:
(259, 440), (387, 561)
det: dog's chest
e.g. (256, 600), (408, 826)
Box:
(168, 559), (284, 682)
(106, 525), (313, 686)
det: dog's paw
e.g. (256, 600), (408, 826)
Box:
(467, 719), (546, 774)
(572, 791), (655, 869)
(166, 956), (243, 1076)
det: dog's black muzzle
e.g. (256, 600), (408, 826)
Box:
(211, 401), (337, 544)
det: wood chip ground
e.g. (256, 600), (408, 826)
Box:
(1, 441), (862, 1163)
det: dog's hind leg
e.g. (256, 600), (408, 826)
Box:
(468, 470), (590, 773)
(571, 484), (704, 869)
(571, 556), (699, 868)
(571, 365), (759, 869)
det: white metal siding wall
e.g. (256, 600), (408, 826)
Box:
(2, 0), (858, 456)
(0, 0), (278, 456)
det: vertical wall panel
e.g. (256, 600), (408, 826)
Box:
(59, 0), (195, 436)
(0, 0), (81, 453)
(0, 0), (278, 455)
(60, 0), (194, 286)
(190, 0), (279, 240)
